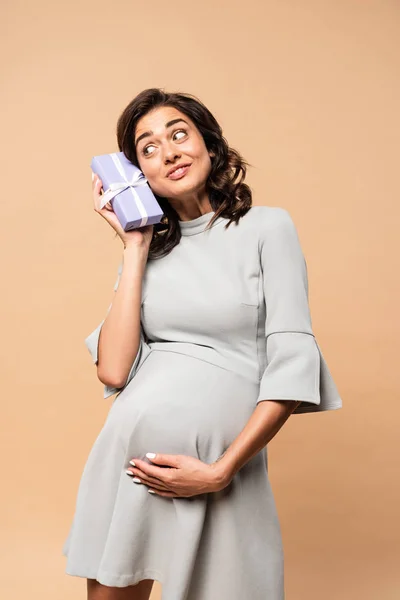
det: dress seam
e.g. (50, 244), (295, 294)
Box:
(150, 348), (257, 384)
(82, 567), (165, 586)
(101, 567), (164, 579)
(295, 399), (342, 412)
(257, 394), (319, 402)
(313, 337), (319, 400)
(256, 255), (264, 381)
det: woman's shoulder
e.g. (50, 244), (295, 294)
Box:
(240, 205), (296, 237)
(244, 204), (292, 220)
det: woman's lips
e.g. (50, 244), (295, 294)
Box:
(167, 164), (191, 180)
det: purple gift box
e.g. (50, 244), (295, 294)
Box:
(90, 152), (164, 231)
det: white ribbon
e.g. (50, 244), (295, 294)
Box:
(97, 153), (150, 230)
(99, 170), (148, 209)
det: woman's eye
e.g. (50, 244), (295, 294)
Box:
(143, 144), (155, 156)
(142, 129), (187, 156)
(173, 129), (187, 140)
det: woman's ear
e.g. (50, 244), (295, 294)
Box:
(209, 150), (215, 159)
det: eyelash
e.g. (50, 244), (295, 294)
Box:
(142, 129), (188, 156)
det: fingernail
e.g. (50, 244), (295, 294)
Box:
(132, 478), (141, 483)
(129, 460), (136, 466)
(148, 490), (156, 494)
(125, 469), (134, 476)
(146, 453), (156, 459)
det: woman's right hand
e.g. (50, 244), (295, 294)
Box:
(92, 172), (154, 251)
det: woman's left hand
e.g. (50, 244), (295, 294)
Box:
(126, 453), (231, 498)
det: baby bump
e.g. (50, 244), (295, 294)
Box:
(107, 350), (259, 464)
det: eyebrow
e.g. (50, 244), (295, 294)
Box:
(135, 118), (189, 147)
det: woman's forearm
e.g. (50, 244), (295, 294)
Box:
(97, 244), (148, 388)
(213, 400), (302, 484)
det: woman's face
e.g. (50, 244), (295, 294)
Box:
(134, 106), (214, 205)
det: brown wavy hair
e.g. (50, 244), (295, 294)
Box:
(115, 88), (253, 260)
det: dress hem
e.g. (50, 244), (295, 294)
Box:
(65, 566), (164, 587)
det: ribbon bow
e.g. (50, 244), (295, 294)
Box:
(99, 171), (148, 210)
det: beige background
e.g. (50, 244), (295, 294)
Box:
(1, 0), (399, 598)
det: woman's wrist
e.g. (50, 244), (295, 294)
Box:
(209, 451), (236, 488)
(123, 243), (149, 266)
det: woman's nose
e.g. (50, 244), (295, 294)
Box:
(163, 145), (181, 163)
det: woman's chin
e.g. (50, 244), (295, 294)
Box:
(164, 181), (204, 199)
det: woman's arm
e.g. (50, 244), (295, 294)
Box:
(96, 244), (148, 389)
(211, 208), (319, 485)
(213, 400), (302, 483)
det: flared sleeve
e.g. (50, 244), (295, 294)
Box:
(256, 208), (342, 414)
(84, 262), (151, 399)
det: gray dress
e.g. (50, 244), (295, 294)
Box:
(62, 206), (342, 599)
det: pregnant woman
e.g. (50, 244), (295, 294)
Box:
(62, 88), (342, 600)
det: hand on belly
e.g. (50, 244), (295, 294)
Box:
(125, 452), (230, 498)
